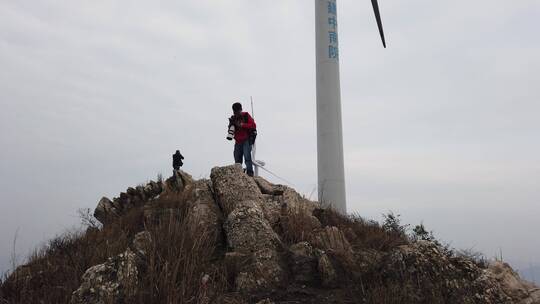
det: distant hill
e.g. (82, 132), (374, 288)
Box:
(1, 164), (539, 304)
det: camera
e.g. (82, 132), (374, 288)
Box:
(226, 117), (236, 141)
(226, 125), (235, 141)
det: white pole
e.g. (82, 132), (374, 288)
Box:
(250, 96), (259, 177)
(315, 0), (347, 213)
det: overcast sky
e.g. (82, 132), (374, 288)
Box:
(1, 0), (539, 275)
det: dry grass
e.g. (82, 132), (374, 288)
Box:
(131, 205), (227, 303)
(0, 207), (140, 304)
(277, 205), (408, 252)
(0, 182), (228, 304)
(311, 208), (409, 252)
(1, 190), (487, 304)
(279, 208), (319, 245)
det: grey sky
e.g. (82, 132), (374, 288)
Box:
(1, 0), (539, 274)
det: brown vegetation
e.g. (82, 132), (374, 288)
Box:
(1, 169), (536, 304)
(0, 199), (412, 304)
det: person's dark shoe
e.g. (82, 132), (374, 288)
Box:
(247, 171), (254, 177)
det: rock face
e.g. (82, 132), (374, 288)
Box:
(376, 240), (540, 304)
(211, 165), (285, 292)
(70, 250), (138, 304)
(70, 232), (151, 304)
(94, 197), (120, 225)
(210, 164), (263, 215)
(224, 200), (282, 253)
(381, 241), (497, 303)
(311, 226), (353, 255)
(289, 242), (317, 284)
(94, 180), (164, 226)
(281, 186), (317, 214)
(185, 179), (223, 247)
(484, 261), (540, 304)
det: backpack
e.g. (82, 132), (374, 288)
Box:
(243, 113), (258, 145)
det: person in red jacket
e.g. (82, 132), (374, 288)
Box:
(230, 102), (256, 176)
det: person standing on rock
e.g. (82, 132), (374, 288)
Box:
(230, 102), (257, 177)
(172, 150), (184, 172)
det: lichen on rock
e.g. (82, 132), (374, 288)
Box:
(211, 165), (286, 293)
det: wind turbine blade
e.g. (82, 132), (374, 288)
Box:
(371, 0), (387, 48)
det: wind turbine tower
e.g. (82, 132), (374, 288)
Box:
(315, 0), (386, 213)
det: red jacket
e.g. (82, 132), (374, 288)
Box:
(234, 112), (256, 144)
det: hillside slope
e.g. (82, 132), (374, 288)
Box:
(1, 164), (539, 304)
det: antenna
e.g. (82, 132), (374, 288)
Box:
(250, 96), (255, 118)
(315, 0), (387, 214)
(250, 96), (264, 177)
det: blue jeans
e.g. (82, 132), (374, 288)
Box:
(234, 140), (253, 176)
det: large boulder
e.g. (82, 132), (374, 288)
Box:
(164, 170), (194, 193)
(311, 226), (353, 255)
(94, 197), (119, 225)
(143, 181), (162, 198)
(185, 179), (223, 247)
(253, 176), (319, 229)
(380, 240), (512, 303)
(260, 194), (284, 227)
(224, 200), (281, 253)
(70, 250), (139, 304)
(210, 165), (285, 293)
(235, 248), (284, 292)
(281, 186), (318, 214)
(94, 179), (166, 226)
(253, 176), (285, 196)
(253, 177), (318, 215)
(70, 232), (151, 304)
(210, 164), (263, 215)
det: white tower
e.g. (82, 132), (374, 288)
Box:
(314, 0), (386, 214)
(315, 0), (346, 213)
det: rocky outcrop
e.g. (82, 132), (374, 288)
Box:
(70, 232), (151, 304)
(70, 250), (138, 304)
(93, 197), (120, 225)
(185, 179), (223, 247)
(94, 180), (163, 226)
(223, 199), (282, 253)
(253, 176), (285, 196)
(281, 186), (317, 214)
(210, 164), (263, 215)
(289, 242), (318, 284)
(260, 194), (283, 227)
(377, 240), (540, 304)
(142, 170), (196, 225)
(35, 165), (540, 304)
(211, 165), (285, 293)
(483, 261), (540, 304)
(170, 170), (187, 191)
(93, 171), (196, 227)
(311, 226), (353, 255)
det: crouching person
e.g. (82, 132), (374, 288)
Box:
(172, 150), (184, 173)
